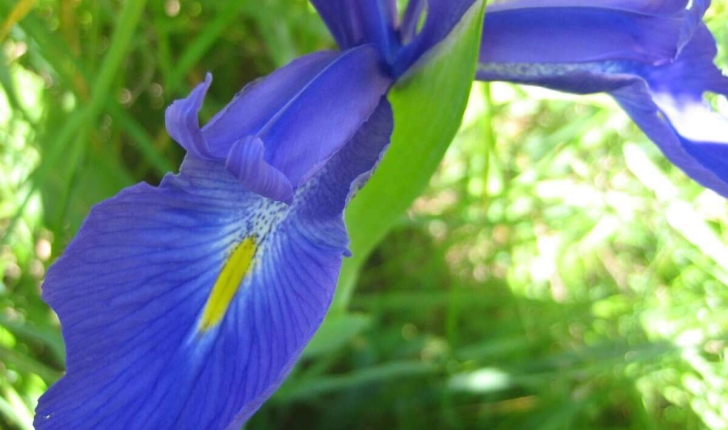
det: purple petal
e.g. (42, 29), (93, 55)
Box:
(477, 1), (728, 197)
(165, 73), (215, 159)
(615, 26), (728, 192)
(393, 0), (478, 75)
(309, 0), (398, 57)
(201, 51), (340, 156)
(486, 0), (689, 14)
(258, 45), (391, 188)
(481, 2), (702, 65)
(34, 101), (394, 430)
(613, 79), (728, 195)
(167, 47), (391, 202)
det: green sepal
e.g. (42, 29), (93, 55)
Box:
(333, 0), (487, 311)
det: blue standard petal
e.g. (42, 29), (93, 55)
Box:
(477, 0), (728, 196)
(310, 0), (478, 77)
(167, 46), (391, 204)
(309, 0), (399, 58)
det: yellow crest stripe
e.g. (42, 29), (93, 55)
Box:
(199, 237), (257, 332)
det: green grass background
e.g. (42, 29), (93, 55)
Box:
(1, 0), (728, 429)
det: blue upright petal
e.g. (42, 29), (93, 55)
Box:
(311, 0), (480, 77)
(255, 46), (390, 187)
(405, 0), (477, 56)
(309, 0), (399, 59)
(34, 94), (394, 429)
(166, 47), (391, 203)
(201, 51), (341, 155)
(477, 0), (728, 196)
(392, 0), (477, 75)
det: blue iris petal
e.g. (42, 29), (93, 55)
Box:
(392, 0), (478, 74)
(254, 46), (390, 187)
(167, 46), (391, 203)
(310, 0), (478, 76)
(35, 98), (394, 430)
(202, 51), (341, 154)
(478, 0), (728, 196)
(310, 0), (398, 56)
(480, 7), (684, 65)
(203, 47), (391, 165)
(36, 25), (396, 427)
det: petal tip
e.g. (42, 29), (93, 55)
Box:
(165, 74), (216, 159)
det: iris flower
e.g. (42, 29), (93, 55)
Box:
(35, 1), (727, 429)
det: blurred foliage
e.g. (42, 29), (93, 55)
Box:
(1, 1), (728, 429)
